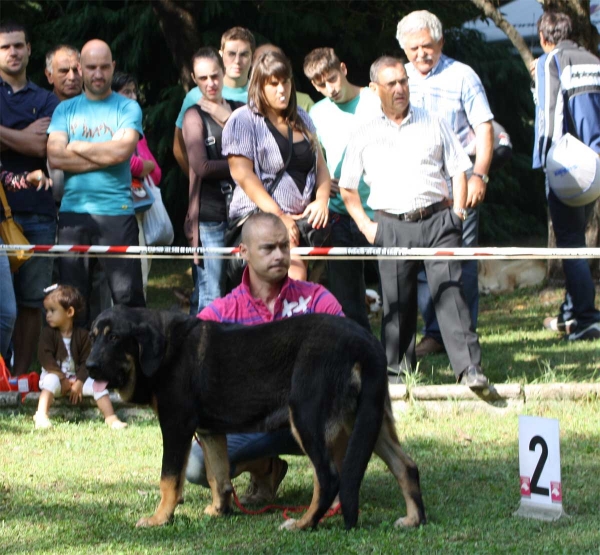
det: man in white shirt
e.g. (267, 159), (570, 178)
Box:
(339, 56), (489, 389)
(397, 10), (494, 358)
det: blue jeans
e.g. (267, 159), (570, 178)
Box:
(0, 238), (17, 360)
(196, 221), (227, 314)
(417, 206), (480, 343)
(548, 190), (600, 329)
(12, 213), (57, 308)
(186, 430), (303, 487)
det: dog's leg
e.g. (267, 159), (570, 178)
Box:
(137, 429), (192, 527)
(331, 430), (349, 474)
(280, 415), (339, 531)
(374, 406), (426, 527)
(200, 434), (233, 517)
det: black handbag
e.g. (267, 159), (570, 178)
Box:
(225, 124), (293, 291)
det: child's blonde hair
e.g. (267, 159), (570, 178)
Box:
(43, 284), (85, 317)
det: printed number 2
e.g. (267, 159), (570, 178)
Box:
(529, 435), (550, 496)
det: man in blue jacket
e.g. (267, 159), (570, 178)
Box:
(533, 11), (600, 341)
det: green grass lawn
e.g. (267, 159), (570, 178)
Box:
(1, 401), (599, 553)
(146, 259), (600, 386)
(1, 259), (599, 553)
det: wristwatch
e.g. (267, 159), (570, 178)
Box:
(473, 172), (489, 184)
(454, 207), (468, 221)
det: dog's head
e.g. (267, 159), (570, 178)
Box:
(86, 306), (166, 402)
(365, 289), (382, 320)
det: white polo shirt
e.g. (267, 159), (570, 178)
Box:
(338, 105), (472, 214)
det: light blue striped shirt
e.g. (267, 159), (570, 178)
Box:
(339, 106), (472, 214)
(405, 54), (493, 154)
(222, 105), (317, 219)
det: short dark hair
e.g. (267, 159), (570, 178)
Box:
(111, 71), (137, 93)
(0, 21), (29, 43)
(44, 285), (85, 317)
(369, 56), (404, 83)
(191, 46), (225, 74)
(303, 47), (342, 81)
(221, 26), (256, 53)
(537, 11), (572, 45)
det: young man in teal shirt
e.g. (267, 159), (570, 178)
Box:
(303, 47), (380, 331)
(173, 27), (255, 175)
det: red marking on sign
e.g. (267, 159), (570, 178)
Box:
(520, 476), (531, 497)
(550, 481), (562, 503)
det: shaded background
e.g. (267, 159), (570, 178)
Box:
(3, 0), (548, 246)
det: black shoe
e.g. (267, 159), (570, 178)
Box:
(459, 365), (489, 390)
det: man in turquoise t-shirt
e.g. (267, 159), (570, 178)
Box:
(47, 39), (145, 324)
(303, 47), (381, 331)
(173, 27), (255, 175)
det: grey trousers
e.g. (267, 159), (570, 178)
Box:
(374, 208), (481, 377)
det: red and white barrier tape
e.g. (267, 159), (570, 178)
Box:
(1, 244), (600, 260)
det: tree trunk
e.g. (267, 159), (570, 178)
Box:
(153, 0), (201, 92)
(470, 0), (600, 279)
(469, 0), (535, 68)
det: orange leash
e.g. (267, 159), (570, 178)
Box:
(232, 487), (342, 520)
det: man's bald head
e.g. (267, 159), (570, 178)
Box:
(80, 39), (115, 100)
(81, 39), (112, 62)
(239, 212), (291, 284)
(241, 212), (287, 245)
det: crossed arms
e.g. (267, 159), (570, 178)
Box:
(0, 118), (52, 158)
(47, 128), (139, 174)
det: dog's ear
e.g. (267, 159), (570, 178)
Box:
(131, 322), (166, 377)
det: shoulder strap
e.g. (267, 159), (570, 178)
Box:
(265, 124), (293, 197)
(190, 105), (221, 160)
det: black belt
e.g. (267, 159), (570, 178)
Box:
(377, 199), (452, 223)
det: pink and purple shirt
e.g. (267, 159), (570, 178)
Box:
(198, 269), (344, 325)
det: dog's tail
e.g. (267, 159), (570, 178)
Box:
(339, 341), (388, 530)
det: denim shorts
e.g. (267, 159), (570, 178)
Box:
(12, 213), (57, 308)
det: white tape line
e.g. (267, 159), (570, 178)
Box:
(1, 244), (599, 260)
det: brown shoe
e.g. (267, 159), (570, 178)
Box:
(415, 336), (445, 357)
(239, 457), (288, 505)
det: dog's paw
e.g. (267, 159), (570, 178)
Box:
(203, 503), (230, 517)
(279, 518), (300, 531)
(393, 515), (423, 528)
(136, 514), (170, 527)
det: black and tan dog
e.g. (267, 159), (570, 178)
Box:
(86, 306), (426, 531)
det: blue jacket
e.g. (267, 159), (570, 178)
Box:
(533, 40), (600, 169)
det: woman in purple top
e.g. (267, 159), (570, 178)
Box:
(222, 50), (331, 280)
